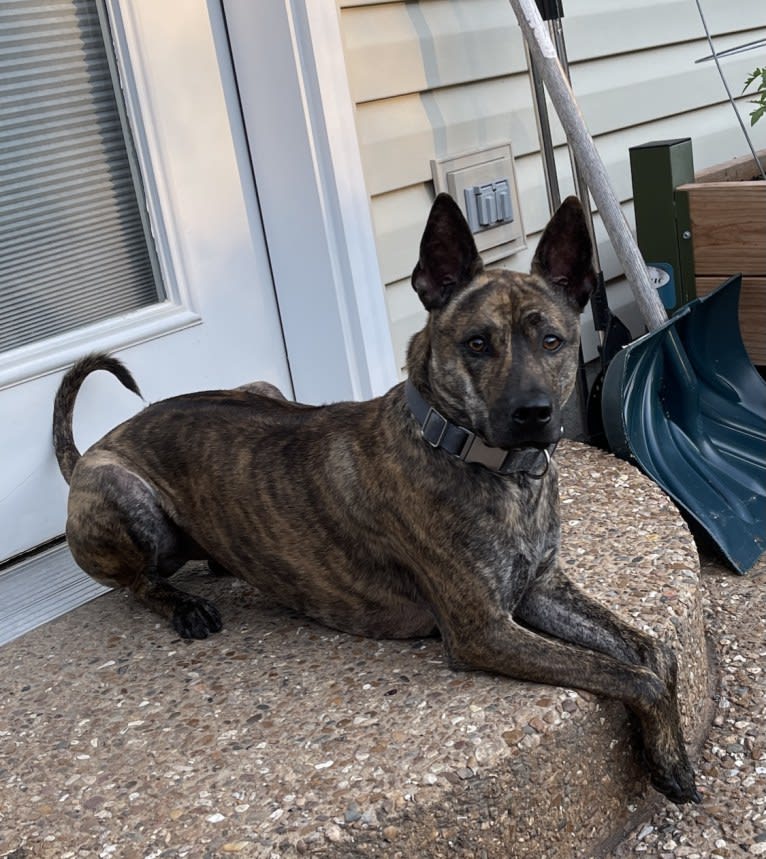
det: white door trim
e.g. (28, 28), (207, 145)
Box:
(0, 303), (201, 391)
(223, 0), (399, 404)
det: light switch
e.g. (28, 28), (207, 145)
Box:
(494, 179), (513, 222)
(464, 180), (514, 233)
(480, 185), (497, 225)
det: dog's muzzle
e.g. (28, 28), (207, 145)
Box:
(405, 381), (556, 478)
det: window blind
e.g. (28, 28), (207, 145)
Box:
(0, 0), (164, 355)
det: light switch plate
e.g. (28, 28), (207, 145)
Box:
(431, 143), (526, 263)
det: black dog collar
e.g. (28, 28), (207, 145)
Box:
(404, 381), (556, 479)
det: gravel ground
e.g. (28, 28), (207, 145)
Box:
(613, 549), (766, 858)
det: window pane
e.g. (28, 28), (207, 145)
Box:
(0, 0), (164, 354)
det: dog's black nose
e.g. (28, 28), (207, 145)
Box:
(512, 396), (553, 430)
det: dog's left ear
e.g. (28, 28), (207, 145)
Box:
(411, 193), (484, 310)
(531, 196), (595, 311)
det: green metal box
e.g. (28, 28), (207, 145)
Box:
(629, 138), (696, 312)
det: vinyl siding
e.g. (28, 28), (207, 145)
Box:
(338, 0), (766, 372)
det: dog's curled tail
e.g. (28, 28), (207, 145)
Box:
(53, 353), (143, 484)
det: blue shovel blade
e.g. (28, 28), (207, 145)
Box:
(602, 275), (766, 573)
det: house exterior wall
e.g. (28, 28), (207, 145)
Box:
(337, 0), (766, 373)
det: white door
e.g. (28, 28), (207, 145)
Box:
(0, 0), (292, 566)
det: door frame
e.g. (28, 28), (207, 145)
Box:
(223, 0), (399, 403)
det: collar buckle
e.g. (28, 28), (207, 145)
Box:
(459, 432), (509, 471)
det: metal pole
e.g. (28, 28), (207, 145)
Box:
(542, 10), (619, 358)
(509, 0), (668, 332)
(525, 40), (562, 213)
(547, 17), (599, 261)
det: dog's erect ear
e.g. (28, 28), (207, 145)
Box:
(411, 193), (484, 310)
(531, 196), (595, 310)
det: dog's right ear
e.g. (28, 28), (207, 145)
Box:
(411, 193), (484, 310)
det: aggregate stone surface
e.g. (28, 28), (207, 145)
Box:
(612, 551), (766, 859)
(0, 442), (718, 858)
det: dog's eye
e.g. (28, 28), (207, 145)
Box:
(466, 336), (489, 354)
(542, 334), (563, 352)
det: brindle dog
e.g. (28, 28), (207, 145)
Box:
(53, 194), (700, 804)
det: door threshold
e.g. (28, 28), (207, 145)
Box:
(0, 543), (109, 647)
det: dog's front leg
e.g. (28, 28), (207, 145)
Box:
(512, 561), (698, 805)
(516, 562), (678, 690)
(438, 586), (699, 805)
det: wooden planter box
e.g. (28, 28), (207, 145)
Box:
(677, 151), (766, 366)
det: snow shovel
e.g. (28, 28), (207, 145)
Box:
(601, 276), (766, 573)
(509, 0), (766, 572)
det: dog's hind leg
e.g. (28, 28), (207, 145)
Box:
(66, 455), (222, 639)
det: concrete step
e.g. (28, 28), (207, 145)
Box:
(0, 442), (712, 858)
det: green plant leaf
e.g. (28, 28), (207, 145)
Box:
(743, 69), (759, 92)
(742, 67), (766, 124)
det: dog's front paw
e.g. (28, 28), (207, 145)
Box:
(643, 732), (702, 805)
(172, 595), (223, 639)
(649, 759), (702, 805)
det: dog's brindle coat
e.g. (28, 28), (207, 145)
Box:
(53, 194), (700, 804)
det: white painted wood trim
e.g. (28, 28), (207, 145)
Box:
(0, 303), (200, 391)
(223, 0), (398, 403)
(101, 0), (196, 318)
